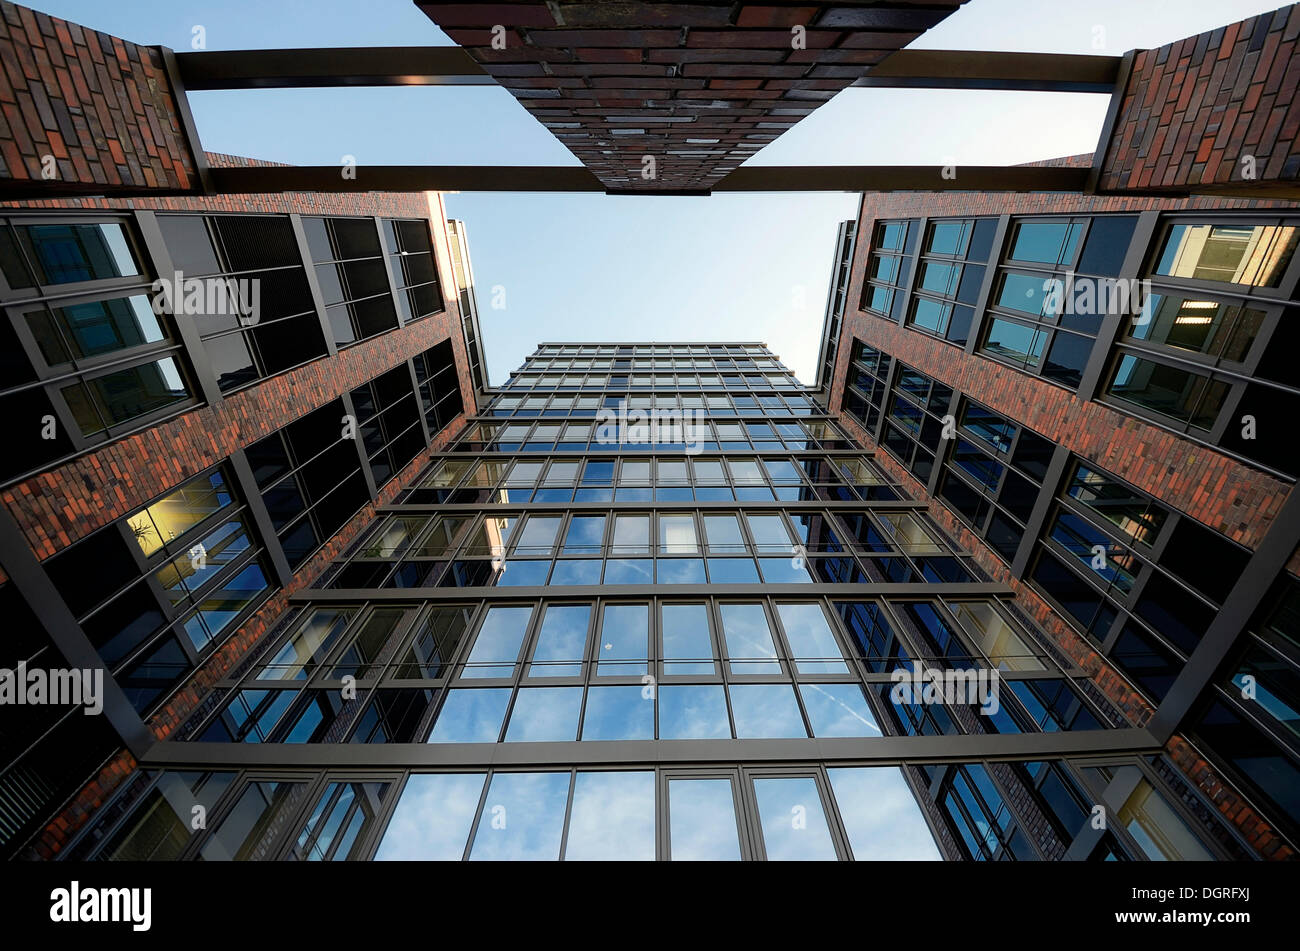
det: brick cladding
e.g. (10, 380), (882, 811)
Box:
(1098, 4), (1300, 196)
(829, 183), (1300, 860)
(0, 175), (476, 560)
(4, 179), (476, 856)
(417, 1), (966, 190)
(0, 1), (199, 193)
(25, 414), (465, 859)
(828, 184), (1300, 551)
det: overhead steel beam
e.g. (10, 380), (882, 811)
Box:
(856, 49), (1123, 93)
(206, 165), (606, 193)
(713, 165), (1093, 193)
(202, 164), (1092, 195)
(173, 46), (493, 89)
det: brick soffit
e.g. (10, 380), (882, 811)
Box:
(416, 1), (969, 191)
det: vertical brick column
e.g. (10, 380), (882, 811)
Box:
(0, 1), (202, 194)
(1097, 4), (1300, 196)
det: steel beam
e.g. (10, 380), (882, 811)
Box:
(173, 46), (493, 89)
(856, 49), (1123, 93)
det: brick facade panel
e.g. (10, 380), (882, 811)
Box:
(0, 1), (199, 194)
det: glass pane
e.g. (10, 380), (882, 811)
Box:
(776, 602), (847, 674)
(504, 687), (582, 742)
(468, 772), (570, 861)
(661, 603), (714, 674)
(729, 684), (807, 738)
(799, 683), (880, 737)
(581, 685), (654, 740)
(720, 603), (781, 674)
(565, 772), (655, 860)
(528, 604), (590, 677)
(428, 688), (511, 743)
(199, 780), (305, 860)
(463, 605), (533, 677)
(375, 773), (485, 860)
(827, 767), (942, 860)
(659, 514), (698, 554)
(658, 685), (731, 739)
(753, 777), (837, 860)
(668, 778), (741, 861)
(597, 604), (649, 675)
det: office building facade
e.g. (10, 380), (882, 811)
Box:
(0, 156), (479, 859)
(827, 172), (1300, 861)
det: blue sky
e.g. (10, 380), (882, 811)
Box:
(36, 0), (1287, 383)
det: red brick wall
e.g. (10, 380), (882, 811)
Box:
(0, 1), (200, 194)
(417, 0), (967, 190)
(1098, 5), (1300, 196)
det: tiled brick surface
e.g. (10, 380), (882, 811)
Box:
(0, 1), (199, 193)
(417, 1), (966, 190)
(829, 181), (1300, 550)
(1098, 5), (1300, 195)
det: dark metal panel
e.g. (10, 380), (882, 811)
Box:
(0, 507), (155, 758)
(173, 46), (493, 89)
(715, 166), (1093, 193)
(208, 166), (606, 194)
(856, 50), (1122, 93)
(1146, 486), (1300, 742)
(139, 727), (1161, 769)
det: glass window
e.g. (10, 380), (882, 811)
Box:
(799, 683), (879, 737)
(428, 688), (511, 743)
(612, 515), (651, 554)
(661, 603), (714, 674)
(597, 603), (649, 675)
(128, 470), (233, 557)
(753, 777), (837, 860)
(581, 685), (654, 740)
(1118, 779), (1215, 860)
(776, 602), (847, 674)
(504, 687), (583, 742)
(668, 778), (741, 861)
(63, 356), (190, 435)
(375, 773), (485, 860)
(565, 772), (655, 860)
(528, 604), (590, 677)
(827, 767), (941, 860)
(513, 515), (561, 554)
(746, 514), (792, 552)
(704, 514), (745, 553)
(980, 317), (1046, 368)
(468, 772), (570, 861)
(1154, 222), (1297, 288)
(199, 780), (305, 860)
(658, 685), (731, 739)
(1105, 353), (1228, 430)
(719, 603), (781, 674)
(1129, 294), (1264, 362)
(15, 221), (140, 285)
(463, 606), (533, 677)
(257, 607), (354, 681)
(729, 684), (807, 738)
(659, 514), (698, 554)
